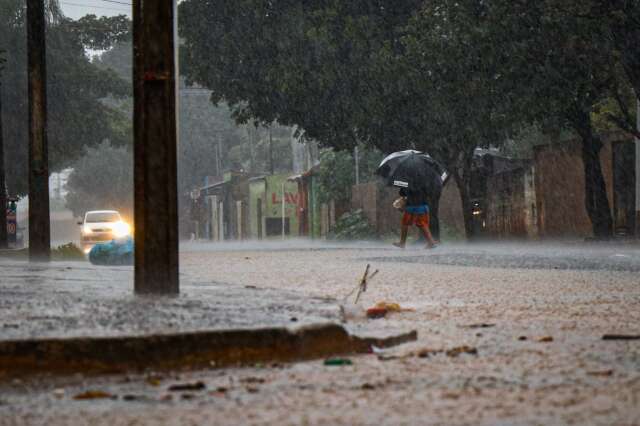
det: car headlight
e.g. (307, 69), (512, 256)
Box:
(111, 221), (131, 238)
(83, 224), (93, 234)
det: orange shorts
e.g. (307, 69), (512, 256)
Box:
(402, 212), (430, 228)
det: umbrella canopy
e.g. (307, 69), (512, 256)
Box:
(376, 150), (448, 195)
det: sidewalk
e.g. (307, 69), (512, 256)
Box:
(0, 259), (415, 376)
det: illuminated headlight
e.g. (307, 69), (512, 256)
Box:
(111, 221), (131, 238)
(83, 224), (93, 234)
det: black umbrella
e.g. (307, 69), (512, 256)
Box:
(376, 150), (448, 193)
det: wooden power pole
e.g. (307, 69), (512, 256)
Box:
(27, 0), (50, 261)
(133, 0), (179, 294)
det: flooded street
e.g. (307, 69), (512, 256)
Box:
(2, 242), (640, 425)
(3, 0), (640, 424)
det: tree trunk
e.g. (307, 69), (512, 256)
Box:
(448, 151), (477, 241)
(453, 170), (476, 240)
(574, 111), (613, 239)
(0, 79), (7, 249)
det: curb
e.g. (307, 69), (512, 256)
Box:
(0, 323), (417, 377)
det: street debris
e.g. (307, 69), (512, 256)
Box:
(240, 377), (266, 384)
(72, 390), (115, 400)
(88, 236), (133, 266)
(461, 323), (496, 329)
(344, 264), (379, 304)
(366, 307), (388, 319)
(378, 345), (478, 361)
(587, 370), (614, 377)
(538, 336), (554, 342)
(366, 301), (414, 319)
(168, 381), (206, 392)
(324, 357), (353, 366)
(145, 375), (163, 386)
(445, 346), (478, 357)
(602, 334), (640, 340)
(122, 394), (148, 402)
(518, 336), (528, 341)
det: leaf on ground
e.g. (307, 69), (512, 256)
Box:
(240, 377), (266, 384)
(587, 370), (614, 377)
(461, 323), (495, 329)
(168, 381), (206, 392)
(445, 346), (478, 357)
(602, 334), (640, 340)
(73, 390), (114, 400)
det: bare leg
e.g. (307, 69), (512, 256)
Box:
(393, 225), (409, 248)
(419, 225), (436, 248)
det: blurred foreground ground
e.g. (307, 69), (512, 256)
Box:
(2, 241), (640, 425)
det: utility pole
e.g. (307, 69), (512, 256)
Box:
(27, 0), (50, 261)
(133, 0), (179, 294)
(0, 60), (7, 249)
(354, 145), (360, 186)
(269, 126), (274, 175)
(214, 135), (221, 176)
(636, 98), (640, 238)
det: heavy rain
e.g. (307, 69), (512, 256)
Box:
(0, 1), (639, 425)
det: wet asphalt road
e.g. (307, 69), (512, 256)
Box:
(1, 240), (640, 425)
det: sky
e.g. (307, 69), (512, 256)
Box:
(59, 0), (131, 20)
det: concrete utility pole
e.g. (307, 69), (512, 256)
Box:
(269, 127), (274, 175)
(27, 0), (50, 261)
(354, 145), (360, 186)
(0, 67), (7, 249)
(133, 0), (179, 294)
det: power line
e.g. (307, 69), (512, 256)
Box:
(100, 0), (132, 6)
(60, 2), (130, 12)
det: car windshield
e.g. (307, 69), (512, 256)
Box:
(85, 212), (120, 223)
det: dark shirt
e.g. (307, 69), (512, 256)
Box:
(399, 187), (428, 207)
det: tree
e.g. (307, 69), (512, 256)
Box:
(316, 145), (381, 204)
(179, 0), (422, 151)
(65, 141), (132, 219)
(61, 14), (130, 51)
(476, 0), (626, 238)
(0, 0), (130, 195)
(179, 0), (635, 239)
(376, 2), (523, 238)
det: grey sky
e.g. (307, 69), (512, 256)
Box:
(60, 0), (131, 20)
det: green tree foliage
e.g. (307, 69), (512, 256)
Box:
(65, 141), (132, 219)
(179, 0), (422, 150)
(93, 40), (132, 82)
(0, 0), (129, 195)
(179, 0), (640, 239)
(468, 0), (634, 238)
(62, 14), (131, 51)
(327, 209), (377, 241)
(316, 146), (381, 204)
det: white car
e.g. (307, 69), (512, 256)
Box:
(79, 210), (131, 252)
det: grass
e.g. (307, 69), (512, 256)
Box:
(51, 243), (86, 261)
(0, 242), (85, 261)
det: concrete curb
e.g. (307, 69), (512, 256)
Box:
(0, 323), (417, 377)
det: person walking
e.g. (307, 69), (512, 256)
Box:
(393, 186), (436, 249)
